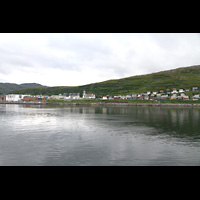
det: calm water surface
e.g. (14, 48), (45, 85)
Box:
(0, 104), (200, 166)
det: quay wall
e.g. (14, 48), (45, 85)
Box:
(1, 101), (200, 107)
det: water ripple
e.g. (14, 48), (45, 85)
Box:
(1, 104), (200, 166)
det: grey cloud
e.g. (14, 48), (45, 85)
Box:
(1, 33), (200, 86)
(46, 33), (113, 68)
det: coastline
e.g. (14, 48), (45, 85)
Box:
(1, 101), (200, 107)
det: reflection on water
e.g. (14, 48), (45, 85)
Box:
(0, 104), (200, 166)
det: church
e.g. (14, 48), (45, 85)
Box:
(83, 91), (96, 99)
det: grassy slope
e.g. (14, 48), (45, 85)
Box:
(0, 83), (44, 95)
(11, 65), (200, 97)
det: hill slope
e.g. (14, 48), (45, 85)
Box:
(11, 65), (200, 97)
(0, 83), (44, 95)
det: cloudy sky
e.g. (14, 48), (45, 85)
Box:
(0, 33), (200, 86)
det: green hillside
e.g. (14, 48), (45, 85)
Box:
(0, 83), (44, 95)
(11, 65), (200, 97)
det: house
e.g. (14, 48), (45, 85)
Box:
(144, 95), (149, 100)
(120, 95), (126, 99)
(39, 97), (47, 101)
(51, 95), (65, 100)
(181, 93), (185, 97)
(171, 88), (178, 94)
(84, 94), (96, 99)
(126, 95), (132, 100)
(59, 94), (65, 99)
(23, 96), (39, 101)
(170, 96), (176, 100)
(183, 96), (189, 100)
(147, 91), (151, 95)
(138, 96), (144, 100)
(160, 90), (165, 94)
(66, 93), (80, 100)
(172, 94), (177, 97)
(193, 94), (200, 99)
(102, 96), (108, 100)
(153, 91), (158, 95)
(0, 96), (5, 102)
(192, 87), (198, 91)
(83, 91), (96, 99)
(179, 89), (185, 93)
(73, 93), (80, 99)
(185, 89), (190, 92)
(170, 94), (177, 100)
(6, 94), (29, 102)
(37, 95), (47, 101)
(51, 94), (65, 100)
(177, 96), (183, 100)
(132, 94), (137, 99)
(166, 89), (171, 93)
(161, 95), (168, 100)
(114, 96), (120, 100)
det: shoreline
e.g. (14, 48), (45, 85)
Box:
(1, 101), (200, 107)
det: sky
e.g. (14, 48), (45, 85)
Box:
(0, 33), (200, 87)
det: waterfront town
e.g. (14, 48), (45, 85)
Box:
(1, 88), (200, 103)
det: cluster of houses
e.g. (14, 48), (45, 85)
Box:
(0, 91), (96, 102)
(1, 87), (200, 103)
(0, 94), (48, 102)
(51, 91), (95, 100)
(102, 87), (200, 101)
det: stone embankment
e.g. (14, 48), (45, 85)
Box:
(1, 101), (200, 107)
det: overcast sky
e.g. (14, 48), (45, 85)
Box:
(0, 33), (200, 86)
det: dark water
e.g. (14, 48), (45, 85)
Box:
(0, 104), (200, 166)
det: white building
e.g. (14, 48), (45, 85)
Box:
(157, 94), (161, 97)
(192, 87), (198, 91)
(161, 95), (169, 99)
(102, 96), (108, 100)
(6, 94), (29, 102)
(125, 95), (132, 100)
(83, 91), (96, 99)
(51, 94), (65, 100)
(193, 94), (200, 99)
(171, 88), (178, 94)
(179, 89), (185, 93)
(119, 95), (126, 99)
(84, 94), (96, 99)
(65, 93), (80, 100)
(184, 96), (189, 100)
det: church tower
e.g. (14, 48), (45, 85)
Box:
(83, 90), (86, 98)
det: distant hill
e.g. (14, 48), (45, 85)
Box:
(19, 83), (45, 89)
(11, 65), (200, 97)
(0, 83), (45, 95)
